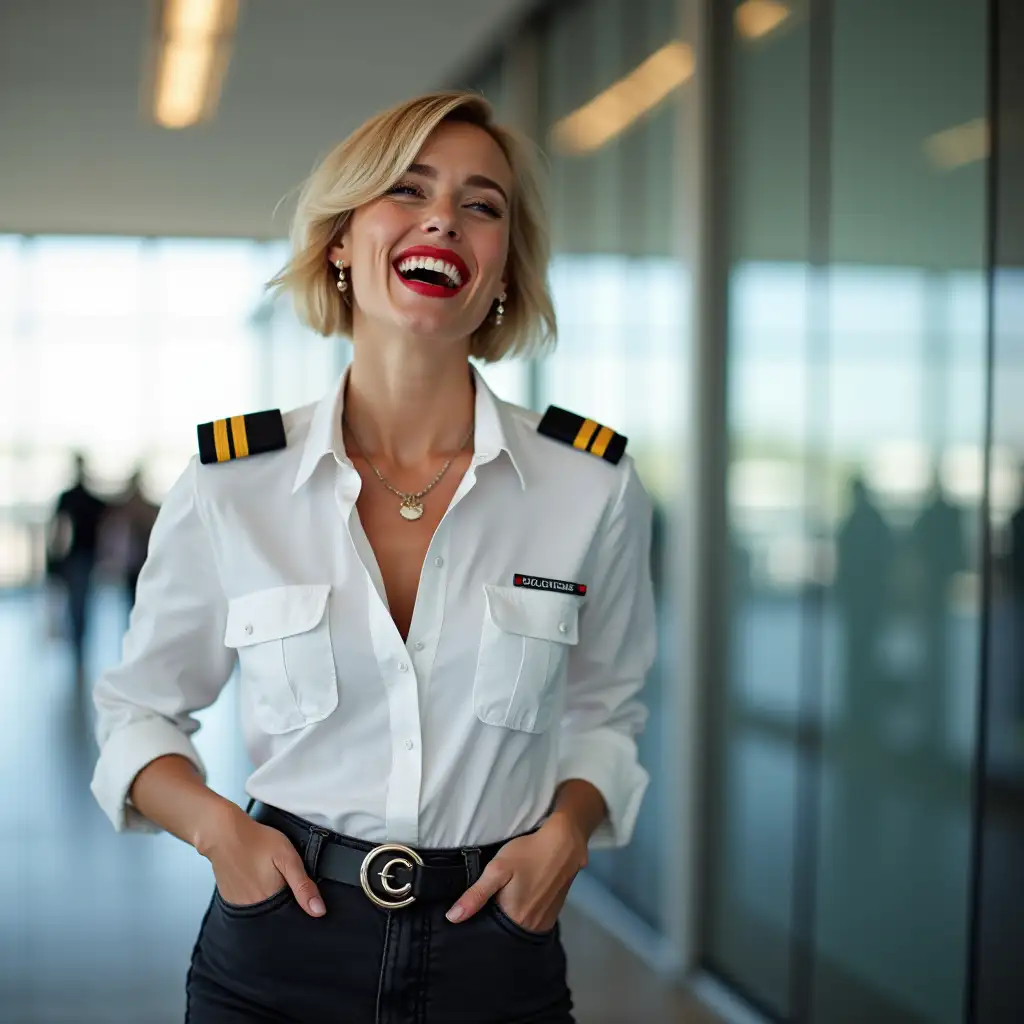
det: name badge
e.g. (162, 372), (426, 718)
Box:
(513, 574), (587, 596)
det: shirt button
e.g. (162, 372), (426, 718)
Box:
(405, 739), (415, 751)
(245, 624), (253, 635)
(474, 453), (488, 461)
(558, 622), (569, 634)
(398, 661), (409, 672)
(434, 557), (444, 568)
(413, 641), (424, 651)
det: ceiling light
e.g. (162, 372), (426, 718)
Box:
(924, 118), (989, 170)
(735, 1), (791, 40)
(150, 0), (239, 130)
(164, 0), (238, 38)
(550, 41), (695, 155)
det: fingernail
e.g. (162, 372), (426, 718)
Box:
(310, 897), (326, 916)
(446, 905), (465, 923)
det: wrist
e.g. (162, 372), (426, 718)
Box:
(192, 797), (246, 858)
(543, 809), (590, 865)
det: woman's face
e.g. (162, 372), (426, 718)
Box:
(330, 121), (512, 344)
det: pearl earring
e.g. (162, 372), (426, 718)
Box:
(335, 259), (348, 293)
(495, 292), (506, 325)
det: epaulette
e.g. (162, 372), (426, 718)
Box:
(536, 406), (627, 465)
(197, 409), (286, 465)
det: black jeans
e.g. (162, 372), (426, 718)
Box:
(186, 859), (574, 1023)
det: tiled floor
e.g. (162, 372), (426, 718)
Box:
(0, 586), (716, 1024)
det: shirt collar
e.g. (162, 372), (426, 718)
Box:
(291, 363), (528, 494)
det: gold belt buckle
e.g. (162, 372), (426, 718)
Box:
(359, 843), (424, 909)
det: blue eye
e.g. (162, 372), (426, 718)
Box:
(468, 201), (502, 219)
(387, 183), (422, 197)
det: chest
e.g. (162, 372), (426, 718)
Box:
(353, 453), (473, 640)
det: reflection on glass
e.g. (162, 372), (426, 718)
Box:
(707, 0), (987, 1021)
(536, 0), (686, 936)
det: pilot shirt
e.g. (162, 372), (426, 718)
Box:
(90, 365), (656, 850)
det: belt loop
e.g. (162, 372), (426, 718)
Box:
(304, 826), (329, 880)
(462, 847), (482, 887)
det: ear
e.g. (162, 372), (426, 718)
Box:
(327, 243), (347, 267)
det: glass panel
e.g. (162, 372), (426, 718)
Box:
(537, 0), (688, 934)
(705, 5), (812, 1015)
(974, 0), (1024, 1018)
(811, 1), (987, 1020)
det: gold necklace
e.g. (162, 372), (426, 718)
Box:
(343, 417), (474, 521)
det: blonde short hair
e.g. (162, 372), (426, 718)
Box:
(268, 91), (557, 362)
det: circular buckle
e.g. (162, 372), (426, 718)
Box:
(359, 843), (424, 909)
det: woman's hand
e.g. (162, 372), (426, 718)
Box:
(196, 803), (327, 918)
(445, 811), (590, 933)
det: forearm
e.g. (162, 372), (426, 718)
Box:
(548, 778), (608, 845)
(128, 754), (241, 854)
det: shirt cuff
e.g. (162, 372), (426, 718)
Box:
(555, 727), (649, 849)
(90, 716), (208, 833)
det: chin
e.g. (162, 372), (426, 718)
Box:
(395, 309), (471, 343)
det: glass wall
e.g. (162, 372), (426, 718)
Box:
(533, 0), (689, 936)
(704, 1), (989, 1021)
(975, 0), (1024, 1018)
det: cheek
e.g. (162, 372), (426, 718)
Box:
(472, 232), (510, 285)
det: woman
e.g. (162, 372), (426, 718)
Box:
(90, 91), (656, 1024)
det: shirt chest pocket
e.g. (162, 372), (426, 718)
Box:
(224, 585), (338, 735)
(473, 584), (580, 735)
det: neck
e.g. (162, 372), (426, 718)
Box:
(343, 319), (476, 467)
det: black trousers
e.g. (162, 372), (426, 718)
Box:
(185, 823), (575, 1023)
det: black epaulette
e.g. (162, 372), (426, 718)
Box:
(536, 406), (627, 465)
(197, 410), (286, 465)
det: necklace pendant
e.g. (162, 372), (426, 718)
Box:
(399, 498), (424, 521)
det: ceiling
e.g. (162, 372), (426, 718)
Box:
(0, 0), (531, 239)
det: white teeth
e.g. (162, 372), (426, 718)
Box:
(396, 255), (463, 287)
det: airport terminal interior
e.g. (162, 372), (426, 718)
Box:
(1, 0), (1022, 1022)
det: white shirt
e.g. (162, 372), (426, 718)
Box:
(90, 366), (655, 849)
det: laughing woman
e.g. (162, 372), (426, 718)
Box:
(90, 91), (656, 1024)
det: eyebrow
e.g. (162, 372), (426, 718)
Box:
(406, 163), (509, 205)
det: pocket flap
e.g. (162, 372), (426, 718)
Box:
(225, 584), (331, 648)
(483, 584), (579, 645)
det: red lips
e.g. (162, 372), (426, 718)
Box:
(393, 245), (471, 284)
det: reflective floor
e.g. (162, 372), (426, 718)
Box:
(0, 586), (715, 1024)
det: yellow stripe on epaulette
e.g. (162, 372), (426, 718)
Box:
(197, 409), (286, 465)
(537, 406), (627, 465)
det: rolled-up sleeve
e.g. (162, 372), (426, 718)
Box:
(556, 457), (656, 848)
(90, 457), (234, 833)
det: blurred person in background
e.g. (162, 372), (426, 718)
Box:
(835, 474), (895, 744)
(105, 466), (160, 615)
(90, 92), (655, 1023)
(46, 451), (108, 685)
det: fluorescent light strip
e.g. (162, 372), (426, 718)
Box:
(735, 0), (792, 41)
(550, 41), (695, 155)
(924, 118), (989, 170)
(153, 0), (238, 130)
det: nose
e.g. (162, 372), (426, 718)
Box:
(421, 196), (460, 241)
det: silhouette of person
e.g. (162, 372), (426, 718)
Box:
(47, 452), (108, 683)
(108, 468), (159, 613)
(908, 466), (966, 757)
(834, 474), (896, 742)
(1006, 474), (1024, 726)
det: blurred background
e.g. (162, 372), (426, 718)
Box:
(1, 0), (1022, 1021)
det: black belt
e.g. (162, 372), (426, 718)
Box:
(248, 801), (504, 910)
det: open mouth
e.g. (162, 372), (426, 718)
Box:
(392, 248), (471, 298)
(395, 255), (463, 290)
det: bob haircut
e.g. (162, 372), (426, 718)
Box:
(268, 91), (557, 362)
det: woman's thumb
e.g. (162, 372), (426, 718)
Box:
(276, 849), (326, 917)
